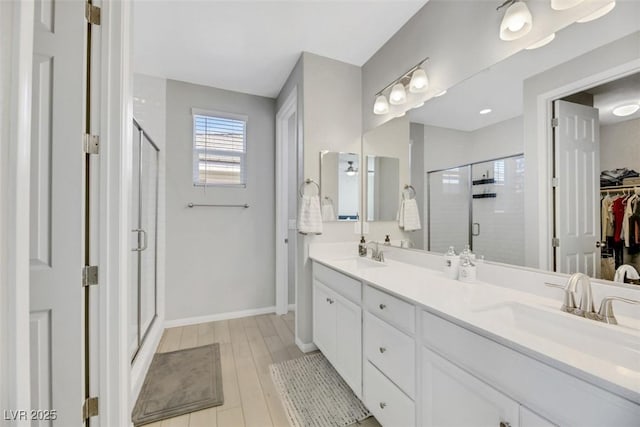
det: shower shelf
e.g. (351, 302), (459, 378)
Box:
(473, 193), (497, 199)
(472, 178), (495, 185)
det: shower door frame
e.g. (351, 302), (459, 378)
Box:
(131, 118), (160, 362)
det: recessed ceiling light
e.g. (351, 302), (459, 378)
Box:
(576, 1), (615, 23)
(434, 90), (447, 97)
(479, 108), (492, 115)
(526, 33), (556, 50)
(612, 104), (639, 117)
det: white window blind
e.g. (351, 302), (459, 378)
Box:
(193, 111), (247, 186)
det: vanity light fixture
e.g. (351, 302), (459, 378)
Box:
(497, 0), (533, 41)
(373, 95), (390, 115)
(389, 83), (407, 105)
(525, 32), (556, 50)
(345, 161), (358, 176)
(576, 1), (615, 23)
(372, 57), (430, 115)
(434, 89), (447, 97)
(612, 103), (639, 117)
(409, 67), (429, 93)
(551, 0), (583, 10)
(479, 108), (493, 115)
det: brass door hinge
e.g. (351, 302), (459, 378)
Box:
(82, 396), (99, 419)
(85, 3), (101, 25)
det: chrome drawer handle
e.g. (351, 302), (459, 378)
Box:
(379, 303), (386, 310)
(379, 402), (387, 409)
(379, 347), (386, 354)
(499, 422), (511, 427)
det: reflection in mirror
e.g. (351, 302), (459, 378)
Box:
(364, 2), (640, 282)
(319, 151), (359, 221)
(366, 155), (400, 221)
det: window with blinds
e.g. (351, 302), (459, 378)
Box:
(192, 111), (247, 186)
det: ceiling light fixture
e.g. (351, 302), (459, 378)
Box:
(372, 57), (430, 115)
(480, 108), (493, 115)
(576, 1), (615, 23)
(389, 83), (407, 105)
(497, 0), (533, 41)
(345, 161), (358, 176)
(612, 103), (639, 117)
(525, 32), (556, 50)
(551, 0), (584, 10)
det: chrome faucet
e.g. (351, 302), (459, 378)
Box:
(366, 241), (385, 262)
(547, 273), (640, 325)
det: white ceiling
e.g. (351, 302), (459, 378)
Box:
(133, 0), (428, 98)
(408, 1), (640, 132)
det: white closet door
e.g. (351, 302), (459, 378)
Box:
(554, 100), (600, 277)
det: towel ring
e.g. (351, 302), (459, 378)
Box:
(403, 184), (416, 200)
(299, 178), (320, 197)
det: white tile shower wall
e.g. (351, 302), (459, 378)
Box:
(471, 156), (525, 266)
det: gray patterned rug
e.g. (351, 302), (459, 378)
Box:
(270, 353), (371, 427)
(132, 343), (224, 426)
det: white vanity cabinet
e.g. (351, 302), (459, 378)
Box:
(312, 263), (362, 397)
(363, 285), (417, 426)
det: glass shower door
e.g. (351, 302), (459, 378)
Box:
(130, 119), (159, 361)
(428, 166), (471, 253)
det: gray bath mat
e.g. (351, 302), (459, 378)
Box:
(270, 353), (371, 427)
(132, 343), (224, 426)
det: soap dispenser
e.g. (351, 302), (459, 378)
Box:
(443, 246), (460, 279)
(384, 235), (391, 245)
(458, 251), (477, 283)
(359, 236), (367, 257)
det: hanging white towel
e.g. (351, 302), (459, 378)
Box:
(298, 194), (323, 234)
(321, 199), (336, 222)
(400, 198), (422, 231)
(613, 264), (640, 283)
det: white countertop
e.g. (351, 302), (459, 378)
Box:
(309, 251), (640, 404)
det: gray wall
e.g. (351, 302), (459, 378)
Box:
(361, 0), (607, 132)
(165, 79), (276, 321)
(410, 122), (425, 249)
(600, 118), (640, 172)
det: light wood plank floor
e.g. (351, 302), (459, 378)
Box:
(144, 311), (381, 427)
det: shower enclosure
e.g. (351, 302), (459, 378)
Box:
(130, 119), (159, 361)
(428, 154), (525, 266)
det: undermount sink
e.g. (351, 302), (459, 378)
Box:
(332, 257), (388, 271)
(473, 302), (640, 374)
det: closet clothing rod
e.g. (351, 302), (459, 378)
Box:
(187, 203), (249, 208)
(600, 185), (640, 192)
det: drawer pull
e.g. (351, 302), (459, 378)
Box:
(379, 346), (387, 354)
(379, 303), (386, 310)
(379, 402), (387, 409)
(499, 422), (511, 427)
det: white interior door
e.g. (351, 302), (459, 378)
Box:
(554, 99), (601, 277)
(30, 0), (86, 425)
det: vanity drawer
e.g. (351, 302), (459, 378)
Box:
(313, 262), (361, 304)
(365, 285), (415, 334)
(365, 311), (415, 398)
(364, 361), (415, 427)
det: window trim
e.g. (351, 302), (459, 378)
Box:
(191, 108), (248, 188)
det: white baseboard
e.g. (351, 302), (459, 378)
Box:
(295, 337), (318, 353)
(165, 305), (293, 328)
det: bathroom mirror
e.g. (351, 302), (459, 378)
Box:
(319, 151), (360, 221)
(366, 155), (400, 222)
(364, 4), (640, 281)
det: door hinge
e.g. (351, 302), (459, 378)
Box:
(551, 117), (559, 127)
(85, 3), (101, 25)
(82, 396), (99, 419)
(82, 265), (98, 287)
(552, 177), (558, 188)
(552, 237), (560, 247)
(83, 134), (100, 154)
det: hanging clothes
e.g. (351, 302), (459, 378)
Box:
(612, 196), (626, 243)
